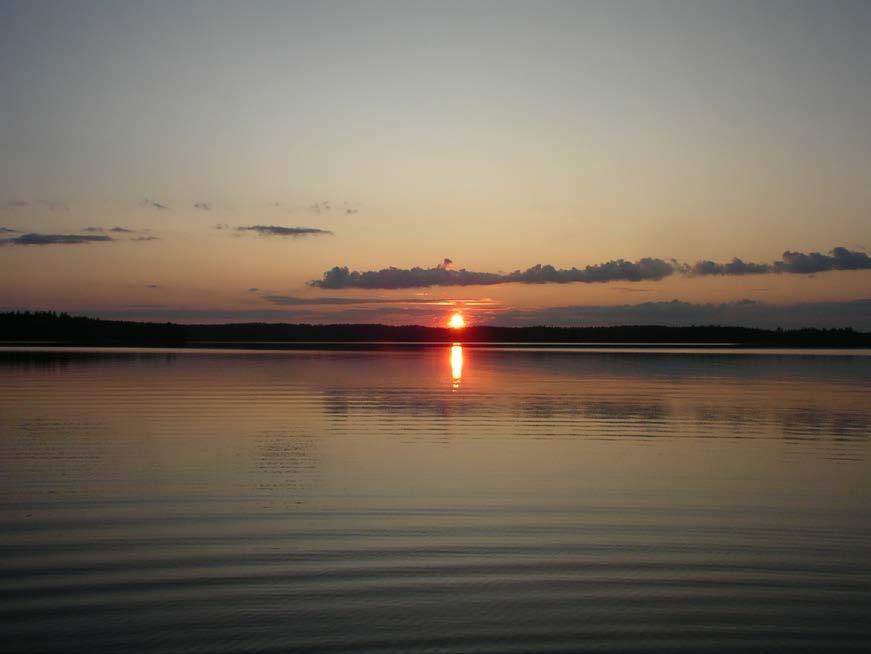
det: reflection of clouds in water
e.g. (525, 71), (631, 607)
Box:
(320, 383), (869, 451)
(782, 408), (869, 442)
(477, 350), (871, 385)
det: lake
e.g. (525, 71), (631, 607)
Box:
(1, 346), (870, 652)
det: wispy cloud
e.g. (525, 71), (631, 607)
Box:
(0, 227), (19, 233)
(262, 294), (486, 306)
(493, 299), (871, 330)
(143, 198), (169, 210)
(238, 225), (333, 237)
(312, 248), (871, 289)
(0, 233), (114, 246)
(7, 200), (30, 208)
(62, 298), (871, 330)
(194, 202), (212, 211)
(82, 226), (137, 234)
(81, 226), (155, 242)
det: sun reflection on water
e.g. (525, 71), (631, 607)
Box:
(450, 344), (463, 389)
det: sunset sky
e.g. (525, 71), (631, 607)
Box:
(2, 0), (870, 328)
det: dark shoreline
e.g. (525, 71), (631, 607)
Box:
(2, 311), (870, 349)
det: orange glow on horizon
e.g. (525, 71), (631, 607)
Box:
(448, 313), (466, 329)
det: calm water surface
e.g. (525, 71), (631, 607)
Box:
(1, 346), (870, 652)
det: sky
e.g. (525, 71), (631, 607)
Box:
(2, 0), (870, 328)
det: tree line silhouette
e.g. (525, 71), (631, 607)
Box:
(1, 311), (869, 347)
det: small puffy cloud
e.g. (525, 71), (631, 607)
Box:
(775, 247), (871, 273)
(686, 258), (770, 276)
(238, 225), (333, 237)
(0, 233), (114, 246)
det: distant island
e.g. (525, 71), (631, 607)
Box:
(1, 311), (869, 348)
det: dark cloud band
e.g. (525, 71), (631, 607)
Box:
(0, 233), (114, 246)
(238, 225), (332, 237)
(312, 247), (871, 289)
(686, 247), (871, 276)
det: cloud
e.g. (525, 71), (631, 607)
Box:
(265, 295), (389, 306)
(0, 227), (19, 233)
(775, 247), (871, 273)
(613, 286), (653, 293)
(312, 258), (675, 289)
(492, 299), (871, 330)
(60, 298), (871, 330)
(247, 288), (259, 292)
(7, 200), (30, 208)
(144, 198), (169, 210)
(255, 296), (495, 306)
(688, 247), (871, 276)
(342, 201), (361, 215)
(214, 223), (230, 230)
(146, 284), (159, 289)
(262, 294), (471, 306)
(194, 202), (212, 211)
(83, 226), (135, 234)
(238, 225), (333, 237)
(0, 233), (114, 246)
(684, 258), (770, 276)
(83, 226), (150, 239)
(313, 248), (871, 289)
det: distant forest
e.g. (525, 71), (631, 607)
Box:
(1, 311), (869, 348)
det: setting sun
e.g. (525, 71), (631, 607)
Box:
(448, 313), (466, 329)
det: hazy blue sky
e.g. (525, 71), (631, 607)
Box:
(2, 1), (870, 326)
